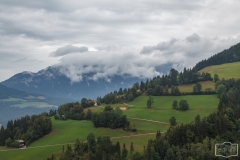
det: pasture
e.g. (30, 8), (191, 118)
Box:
(200, 61), (240, 80)
(0, 95), (219, 159)
(178, 81), (215, 93)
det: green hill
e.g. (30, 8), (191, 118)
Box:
(200, 61), (240, 80)
(0, 95), (219, 160)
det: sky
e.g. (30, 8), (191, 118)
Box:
(1, 0), (240, 82)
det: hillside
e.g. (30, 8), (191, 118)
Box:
(0, 95), (219, 160)
(200, 61), (240, 80)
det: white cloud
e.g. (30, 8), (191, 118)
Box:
(49, 45), (88, 57)
(0, 0), (240, 82)
(52, 34), (240, 83)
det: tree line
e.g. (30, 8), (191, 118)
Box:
(48, 132), (143, 160)
(55, 98), (95, 120)
(193, 42), (240, 71)
(98, 68), (214, 105)
(0, 114), (52, 147)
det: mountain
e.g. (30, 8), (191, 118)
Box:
(1, 64), (172, 100)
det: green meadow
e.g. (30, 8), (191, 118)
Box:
(123, 95), (219, 124)
(0, 95), (219, 159)
(200, 61), (240, 80)
(178, 81), (215, 93)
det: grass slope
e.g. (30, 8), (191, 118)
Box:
(124, 95), (219, 124)
(178, 81), (215, 93)
(0, 95), (219, 159)
(200, 61), (240, 80)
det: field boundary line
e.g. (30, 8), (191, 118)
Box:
(127, 117), (170, 125)
(0, 132), (163, 152)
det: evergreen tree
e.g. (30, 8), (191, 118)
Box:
(130, 142), (134, 155)
(122, 143), (128, 160)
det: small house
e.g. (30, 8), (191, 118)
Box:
(88, 99), (98, 106)
(16, 140), (26, 148)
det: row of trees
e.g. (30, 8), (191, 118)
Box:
(0, 114), (52, 147)
(48, 133), (142, 160)
(91, 106), (134, 131)
(56, 102), (92, 120)
(98, 68), (214, 105)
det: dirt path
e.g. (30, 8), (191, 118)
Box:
(127, 117), (170, 125)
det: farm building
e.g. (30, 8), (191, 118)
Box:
(119, 106), (128, 110)
(88, 99), (98, 106)
(16, 140), (26, 148)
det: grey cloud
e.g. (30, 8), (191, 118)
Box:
(186, 33), (201, 42)
(49, 45), (88, 57)
(51, 34), (240, 83)
(1, 0), (240, 82)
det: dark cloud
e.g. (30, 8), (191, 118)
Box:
(49, 45), (88, 57)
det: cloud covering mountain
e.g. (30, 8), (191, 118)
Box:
(1, 0), (240, 81)
(49, 34), (240, 83)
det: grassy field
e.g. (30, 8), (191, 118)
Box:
(0, 95), (219, 159)
(200, 61), (240, 80)
(123, 95), (219, 124)
(178, 81), (215, 93)
(0, 118), (167, 160)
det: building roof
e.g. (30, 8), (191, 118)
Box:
(16, 140), (25, 143)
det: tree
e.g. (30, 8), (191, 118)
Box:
(216, 84), (226, 98)
(147, 96), (154, 108)
(104, 106), (113, 111)
(214, 74), (219, 82)
(172, 100), (178, 110)
(193, 82), (202, 93)
(118, 88), (123, 95)
(86, 109), (92, 120)
(122, 143), (128, 160)
(179, 100), (189, 111)
(81, 98), (88, 108)
(130, 142), (134, 155)
(87, 133), (96, 153)
(169, 116), (177, 126)
(170, 68), (179, 86)
(131, 152), (144, 160)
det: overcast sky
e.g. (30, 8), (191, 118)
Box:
(1, 0), (240, 82)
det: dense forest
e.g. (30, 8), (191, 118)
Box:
(0, 113), (52, 147)
(193, 42), (240, 71)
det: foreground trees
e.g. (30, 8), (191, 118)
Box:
(0, 114), (52, 147)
